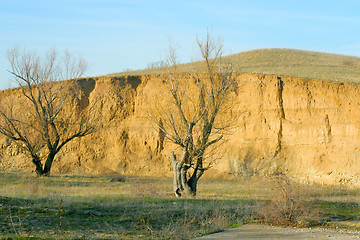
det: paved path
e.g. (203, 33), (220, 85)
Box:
(194, 224), (360, 239)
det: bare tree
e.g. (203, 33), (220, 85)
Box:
(150, 32), (237, 197)
(0, 48), (97, 176)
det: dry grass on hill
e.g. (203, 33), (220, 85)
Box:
(109, 48), (360, 84)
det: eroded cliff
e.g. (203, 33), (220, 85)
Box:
(1, 73), (360, 186)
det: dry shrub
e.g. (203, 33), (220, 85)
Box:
(201, 208), (233, 232)
(133, 200), (244, 239)
(6, 208), (28, 236)
(109, 174), (126, 182)
(158, 206), (235, 239)
(258, 173), (316, 226)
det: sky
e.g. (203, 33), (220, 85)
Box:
(1, 0), (360, 90)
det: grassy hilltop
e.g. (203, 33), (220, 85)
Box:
(110, 48), (360, 84)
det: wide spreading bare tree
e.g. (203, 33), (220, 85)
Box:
(151, 32), (238, 197)
(0, 48), (97, 176)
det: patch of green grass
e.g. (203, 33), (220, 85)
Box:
(1, 173), (360, 239)
(316, 200), (360, 220)
(310, 200), (360, 231)
(0, 236), (54, 240)
(0, 195), (248, 239)
(0, 173), (252, 239)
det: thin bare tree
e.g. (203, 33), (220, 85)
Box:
(0, 48), (97, 176)
(150, 32), (237, 197)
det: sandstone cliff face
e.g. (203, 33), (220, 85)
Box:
(1, 74), (360, 186)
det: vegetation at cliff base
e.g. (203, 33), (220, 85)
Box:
(1, 173), (360, 239)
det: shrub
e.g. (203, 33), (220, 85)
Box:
(258, 173), (317, 226)
(109, 174), (126, 182)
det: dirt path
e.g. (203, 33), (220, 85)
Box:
(194, 224), (360, 239)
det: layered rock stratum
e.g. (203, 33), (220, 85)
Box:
(1, 72), (360, 186)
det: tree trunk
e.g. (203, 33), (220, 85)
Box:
(171, 152), (200, 198)
(32, 155), (44, 176)
(172, 152), (182, 197)
(188, 168), (204, 195)
(43, 151), (56, 176)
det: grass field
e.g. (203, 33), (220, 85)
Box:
(109, 48), (360, 84)
(1, 173), (360, 239)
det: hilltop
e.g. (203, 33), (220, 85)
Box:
(109, 48), (360, 84)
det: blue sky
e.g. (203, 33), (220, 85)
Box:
(1, 0), (360, 89)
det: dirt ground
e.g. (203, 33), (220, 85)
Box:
(195, 224), (360, 239)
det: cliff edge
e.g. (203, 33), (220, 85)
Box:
(1, 73), (360, 187)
